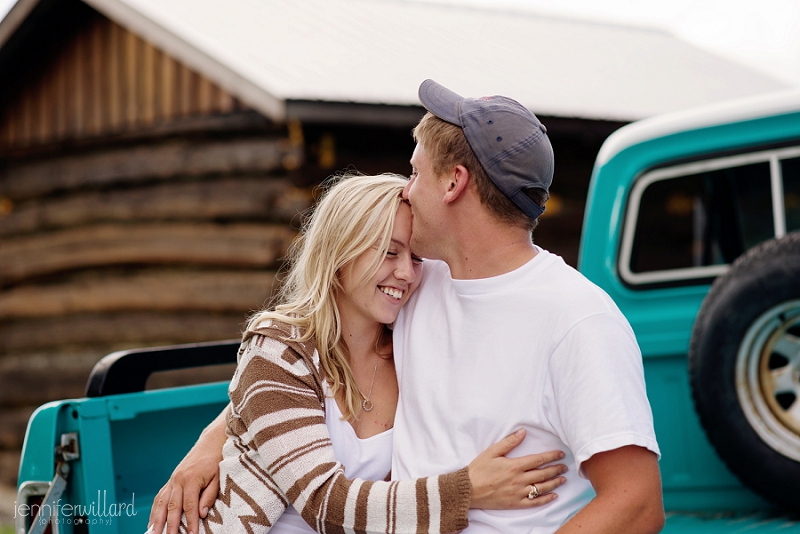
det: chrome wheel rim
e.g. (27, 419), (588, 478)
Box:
(736, 300), (800, 461)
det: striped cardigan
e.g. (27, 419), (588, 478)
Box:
(191, 320), (471, 534)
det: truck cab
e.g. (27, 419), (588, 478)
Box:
(581, 89), (800, 522)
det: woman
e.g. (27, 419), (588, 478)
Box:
(149, 174), (566, 534)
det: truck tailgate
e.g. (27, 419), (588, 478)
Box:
(17, 382), (229, 534)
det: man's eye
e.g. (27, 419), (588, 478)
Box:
(412, 256), (424, 264)
(386, 251), (398, 257)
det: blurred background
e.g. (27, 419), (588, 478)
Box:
(0, 0), (798, 527)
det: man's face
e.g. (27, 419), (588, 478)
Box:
(403, 143), (443, 259)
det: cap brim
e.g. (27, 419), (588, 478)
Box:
(418, 79), (464, 126)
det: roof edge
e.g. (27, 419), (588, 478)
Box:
(286, 100), (426, 127)
(0, 0), (41, 50)
(81, 0), (286, 122)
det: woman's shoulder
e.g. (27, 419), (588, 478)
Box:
(241, 318), (318, 367)
(246, 317), (302, 341)
(232, 318), (324, 396)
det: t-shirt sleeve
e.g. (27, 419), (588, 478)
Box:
(227, 334), (471, 534)
(545, 311), (661, 476)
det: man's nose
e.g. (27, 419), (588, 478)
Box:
(402, 179), (412, 200)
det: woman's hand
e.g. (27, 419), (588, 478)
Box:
(148, 411), (228, 534)
(468, 429), (567, 509)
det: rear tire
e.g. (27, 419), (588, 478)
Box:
(690, 230), (800, 511)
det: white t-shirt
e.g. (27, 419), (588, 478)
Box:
(391, 250), (660, 533)
(271, 389), (394, 533)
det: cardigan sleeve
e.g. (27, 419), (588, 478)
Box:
(227, 333), (471, 534)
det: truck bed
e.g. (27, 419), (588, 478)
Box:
(17, 379), (798, 533)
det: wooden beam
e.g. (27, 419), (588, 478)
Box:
(0, 311), (247, 352)
(142, 40), (157, 126)
(0, 269), (278, 319)
(0, 348), (103, 403)
(0, 178), (312, 236)
(0, 353), (97, 407)
(90, 17), (105, 135)
(0, 138), (300, 201)
(146, 364), (238, 392)
(0, 222), (296, 284)
(161, 51), (176, 119)
(108, 20), (122, 130)
(0, 451), (19, 486)
(0, 408), (35, 448)
(124, 28), (138, 128)
(0, 111), (276, 160)
(0, 349), (235, 409)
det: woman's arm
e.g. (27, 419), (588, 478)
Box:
(224, 333), (565, 534)
(148, 418), (566, 534)
(468, 429), (566, 510)
(226, 333), (467, 533)
(149, 331), (567, 534)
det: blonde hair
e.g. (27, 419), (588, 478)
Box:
(247, 173), (408, 421)
(413, 112), (543, 232)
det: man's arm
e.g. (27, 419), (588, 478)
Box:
(556, 445), (664, 534)
(148, 407), (228, 534)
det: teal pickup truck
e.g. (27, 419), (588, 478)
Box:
(15, 89), (800, 533)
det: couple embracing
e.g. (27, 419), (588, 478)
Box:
(148, 80), (663, 534)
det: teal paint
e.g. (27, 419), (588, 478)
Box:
(580, 101), (800, 513)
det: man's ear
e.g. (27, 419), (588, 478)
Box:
(443, 165), (470, 205)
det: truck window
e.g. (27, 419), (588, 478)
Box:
(619, 145), (800, 286)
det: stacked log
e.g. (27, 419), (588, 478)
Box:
(0, 133), (311, 486)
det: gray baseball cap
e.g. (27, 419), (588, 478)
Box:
(418, 79), (553, 219)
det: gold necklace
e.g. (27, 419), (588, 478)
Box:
(357, 362), (379, 412)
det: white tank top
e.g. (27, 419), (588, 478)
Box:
(270, 387), (394, 533)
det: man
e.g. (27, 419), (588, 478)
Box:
(392, 80), (663, 533)
(151, 80), (664, 534)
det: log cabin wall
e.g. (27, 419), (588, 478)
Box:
(0, 8), (243, 150)
(0, 5), (312, 487)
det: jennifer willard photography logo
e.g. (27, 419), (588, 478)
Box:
(15, 490), (137, 527)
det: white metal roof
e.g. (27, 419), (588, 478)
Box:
(1, 0), (791, 123)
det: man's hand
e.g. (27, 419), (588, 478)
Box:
(148, 410), (228, 534)
(556, 445), (664, 534)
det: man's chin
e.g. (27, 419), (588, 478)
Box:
(411, 238), (436, 261)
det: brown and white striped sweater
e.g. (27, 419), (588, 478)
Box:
(193, 320), (471, 534)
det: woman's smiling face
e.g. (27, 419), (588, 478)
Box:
(337, 202), (423, 328)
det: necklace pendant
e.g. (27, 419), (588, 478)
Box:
(362, 399), (374, 412)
